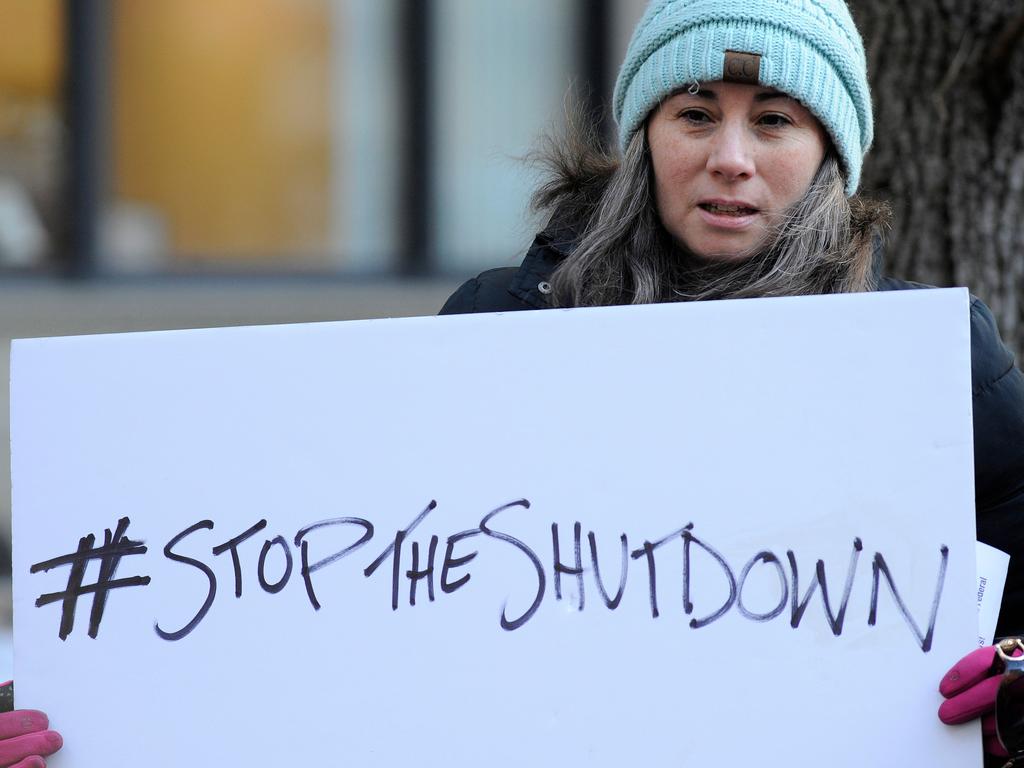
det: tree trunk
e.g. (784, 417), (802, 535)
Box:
(849, 0), (1024, 358)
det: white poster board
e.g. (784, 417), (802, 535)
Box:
(12, 289), (980, 767)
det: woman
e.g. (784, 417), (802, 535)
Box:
(1, 0), (1019, 765)
(441, 0), (1024, 762)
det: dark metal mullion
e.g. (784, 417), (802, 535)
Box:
(580, 0), (613, 146)
(398, 0), (432, 276)
(61, 0), (108, 278)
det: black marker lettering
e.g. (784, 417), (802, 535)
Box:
(869, 545), (949, 653)
(736, 551), (788, 622)
(480, 499), (544, 631)
(363, 501), (438, 611)
(552, 522), (584, 611)
(406, 536), (439, 606)
(682, 525), (736, 629)
(440, 530), (479, 594)
(788, 538), (862, 635)
(631, 542), (661, 618)
(389, 531), (405, 610)
(257, 535), (293, 594)
(155, 520), (216, 641)
(588, 531), (628, 610)
(631, 528), (684, 619)
(294, 517), (374, 610)
(32, 516), (151, 641)
(364, 500), (437, 577)
(211, 519), (268, 598)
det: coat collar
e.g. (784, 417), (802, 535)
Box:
(507, 221), (576, 309)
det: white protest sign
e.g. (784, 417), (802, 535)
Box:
(12, 289), (980, 767)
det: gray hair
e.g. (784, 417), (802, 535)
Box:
(532, 117), (889, 308)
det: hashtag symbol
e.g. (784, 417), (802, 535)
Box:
(30, 517), (152, 640)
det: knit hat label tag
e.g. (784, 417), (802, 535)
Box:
(723, 50), (761, 85)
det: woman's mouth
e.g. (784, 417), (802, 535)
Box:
(697, 202), (760, 230)
(698, 202), (759, 216)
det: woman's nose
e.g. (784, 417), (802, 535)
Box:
(706, 122), (756, 182)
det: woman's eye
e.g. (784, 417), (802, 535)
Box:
(758, 113), (793, 128)
(678, 109), (712, 125)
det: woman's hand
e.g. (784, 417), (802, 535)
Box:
(938, 642), (1019, 759)
(0, 683), (63, 768)
(0, 709), (62, 768)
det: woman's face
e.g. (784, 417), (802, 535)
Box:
(646, 80), (829, 261)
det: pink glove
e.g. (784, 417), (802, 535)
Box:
(0, 684), (63, 768)
(938, 644), (1021, 759)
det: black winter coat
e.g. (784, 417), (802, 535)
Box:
(440, 226), (1024, 639)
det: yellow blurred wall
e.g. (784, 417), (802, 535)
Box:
(0, 0), (61, 100)
(112, 0), (332, 261)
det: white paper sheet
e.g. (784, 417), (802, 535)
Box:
(11, 289), (981, 767)
(976, 541), (1010, 645)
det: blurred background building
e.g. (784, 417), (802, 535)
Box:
(0, 0), (650, 670)
(1, 0), (654, 277)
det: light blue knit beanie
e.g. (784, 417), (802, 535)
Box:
(613, 0), (872, 196)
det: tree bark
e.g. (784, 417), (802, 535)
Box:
(850, 0), (1024, 357)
